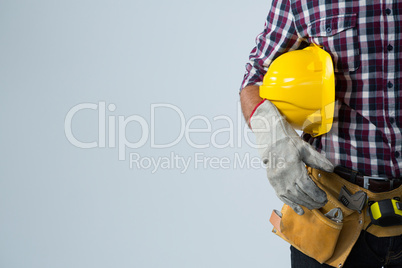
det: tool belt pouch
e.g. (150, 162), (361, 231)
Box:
(270, 204), (343, 264)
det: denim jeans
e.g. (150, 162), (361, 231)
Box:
(290, 230), (402, 268)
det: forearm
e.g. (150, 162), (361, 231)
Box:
(240, 85), (263, 127)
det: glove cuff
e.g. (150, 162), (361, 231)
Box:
(249, 99), (267, 128)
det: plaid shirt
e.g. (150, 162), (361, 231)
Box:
(241, 0), (402, 178)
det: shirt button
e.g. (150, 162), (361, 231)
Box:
(396, 151), (400, 158)
(390, 117), (395, 124)
(386, 9), (392, 15)
(326, 27), (332, 33)
(387, 81), (394, 88)
(387, 44), (393, 51)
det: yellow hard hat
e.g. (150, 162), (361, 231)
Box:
(259, 44), (335, 137)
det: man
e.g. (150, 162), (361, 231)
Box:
(240, 0), (402, 267)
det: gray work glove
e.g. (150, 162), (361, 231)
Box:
(250, 100), (334, 215)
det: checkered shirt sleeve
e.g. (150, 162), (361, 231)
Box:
(240, 0), (307, 90)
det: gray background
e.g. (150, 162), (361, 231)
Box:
(0, 0), (291, 267)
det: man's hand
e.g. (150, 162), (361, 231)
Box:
(241, 86), (334, 215)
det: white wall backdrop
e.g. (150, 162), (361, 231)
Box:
(0, 0), (291, 267)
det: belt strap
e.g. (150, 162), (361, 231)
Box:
(334, 166), (402, 193)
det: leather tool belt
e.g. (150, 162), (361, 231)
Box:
(334, 166), (402, 193)
(269, 167), (402, 268)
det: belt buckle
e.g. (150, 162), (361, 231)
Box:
(363, 175), (390, 189)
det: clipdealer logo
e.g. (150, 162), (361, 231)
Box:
(64, 102), (285, 173)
